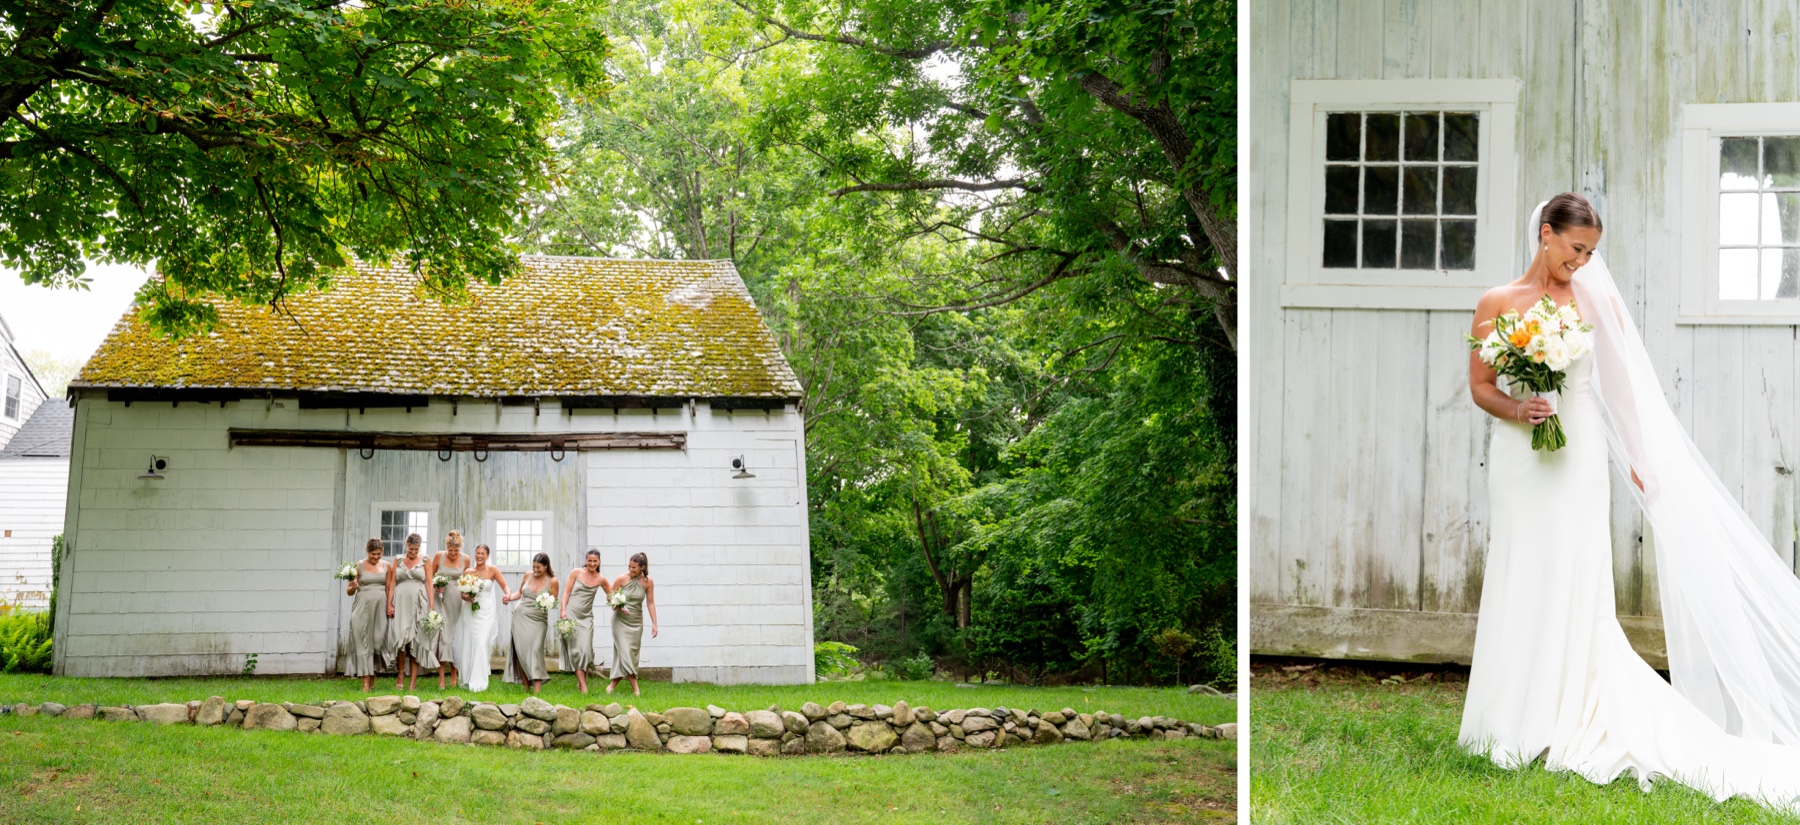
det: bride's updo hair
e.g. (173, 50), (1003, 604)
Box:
(1537, 191), (1603, 238)
(446, 530), (463, 551)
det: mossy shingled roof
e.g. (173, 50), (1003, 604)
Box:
(74, 257), (803, 400)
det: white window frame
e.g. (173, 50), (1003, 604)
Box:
(371, 501), (438, 559)
(2, 371), (18, 421)
(1680, 103), (1800, 325)
(482, 510), (553, 577)
(1283, 79), (1520, 310)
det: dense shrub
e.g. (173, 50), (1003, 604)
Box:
(1, 612), (51, 673)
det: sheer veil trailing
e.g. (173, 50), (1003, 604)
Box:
(1551, 200), (1800, 745)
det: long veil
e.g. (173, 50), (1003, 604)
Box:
(1570, 237), (1800, 744)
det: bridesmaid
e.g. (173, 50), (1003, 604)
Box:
(427, 529), (472, 689)
(502, 552), (557, 694)
(344, 538), (391, 692)
(559, 549), (610, 694)
(389, 533), (438, 692)
(606, 552), (658, 696)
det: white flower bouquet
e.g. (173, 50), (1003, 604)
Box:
(608, 588), (629, 615)
(533, 591), (557, 612)
(457, 572), (484, 612)
(432, 573), (452, 591)
(555, 617), (576, 638)
(422, 610), (445, 634)
(1467, 295), (1595, 451)
(333, 562), (359, 581)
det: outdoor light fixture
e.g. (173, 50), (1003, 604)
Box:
(731, 455), (755, 479)
(139, 455), (169, 480)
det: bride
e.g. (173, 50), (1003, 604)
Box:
(1461, 192), (1800, 808)
(453, 543), (507, 692)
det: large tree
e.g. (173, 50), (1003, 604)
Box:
(0, 0), (606, 332)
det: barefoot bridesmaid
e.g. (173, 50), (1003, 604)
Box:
(344, 538), (390, 692)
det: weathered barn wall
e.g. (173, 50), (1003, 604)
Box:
(1251, 0), (1800, 666)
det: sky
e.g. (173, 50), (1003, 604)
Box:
(0, 262), (152, 366)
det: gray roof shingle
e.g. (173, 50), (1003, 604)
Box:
(0, 401), (72, 459)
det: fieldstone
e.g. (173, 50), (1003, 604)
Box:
(666, 734), (712, 754)
(472, 730), (508, 747)
(799, 701), (826, 721)
(515, 717), (550, 736)
(941, 709), (967, 726)
(846, 721), (899, 753)
(401, 695), (421, 713)
(713, 712), (749, 736)
(595, 733), (628, 751)
(471, 704), (508, 731)
(949, 724), (965, 739)
(1060, 718), (1092, 741)
(1078, 713), (1094, 729)
(706, 704), (726, 718)
(366, 696), (403, 716)
(507, 731), (545, 750)
(664, 707), (711, 736)
(846, 703), (876, 720)
(915, 706), (935, 723)
(242, 704), (295, 731)
(609, 714), (630, 735)
(827, 701), (847, 715)
(298, 717), (322, 733)
(965, 730), (996, 748)
(65, 704), (96, 720)
(780, 737), (806, 756)
(1034, 721), (1064, 745)
(656, 723), (672, 735)
(1044, 711), (1067, 725)
(889, 745), (907, 755)
(1191, 684), (1223, 696)
(423, 714), (467, 744)
(624, 710), (660, 750)
(289, 704), (325, 720)
(961, 715), (998, 733)
(1125, 719), (1143, 735)
(413, 702), (441, 739)
(552, 706), (580, 736)
(891, 701), (912, 727)
(746, 710), (785, 738)
(1141, 716), (1158, 730)
(41, 702), (66, 717)
(139, 703), (190, 725)
(873, 704), (893, 719)
(935, 735), (958, 752)
(371, 714), (411, 736)
(746, 737), (782, 757)
(602, 702), (623, 718)
(900, 722), (935, 753)
(225, 707), (244, 726)
(782, 710), (809, 734)
(929, 721), (948, 737)
(322, 703), (371, 736)
(1215, 722), (1241, 739)
(499, 704), (520, 718)
(1059, 707), (1076, 719)
(827, 713), (852, 730)
(805, 721), (847, 754)
(968, 707), (992, 718)
(398, 712), (417, 726)
(12, 704), (39, 717)
(643, 711), (665, 727)
(520, 696), (557, 722)
(1009, 708), (1029, 726)
(440, 696), (466, 718)
(553, 732), (596, 750)
(713, 734), (747, 754)
(780, 731), (798, 742)
(580, 710), (610, 736)
(1003, 721), (1018, 735)
(1164, 729), (1186, 740)
(235, 700), (255, 711)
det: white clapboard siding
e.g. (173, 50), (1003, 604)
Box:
(0, 330), (48, 452)
(0, 458), (68, 608)
(1252, 0), (1800, 665)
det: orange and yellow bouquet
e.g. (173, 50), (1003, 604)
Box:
(1467, 295), (1595, 451)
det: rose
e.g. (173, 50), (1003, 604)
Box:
(1542, 336), (1572, 371)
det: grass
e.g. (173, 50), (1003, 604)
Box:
(0, 673), (1231, 725)
(1250, 659), (1796, 824)
(0, 697), (1234, 824)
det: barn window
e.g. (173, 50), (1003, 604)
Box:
(1284, 79), (1519, 310)
(1680, 104), (1800, 323)
(491, 517), (546, 570)
(379, 509), (430, 558)
(2, 374), (17, 420)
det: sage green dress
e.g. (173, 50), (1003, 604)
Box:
(345, 564), (389, 677)
(506, 581), (551, 683)
(391, 558), (438, 669)
(609, 577), (646, 679)
(432, 554), (470, 666)
(559, 577), (599, 673)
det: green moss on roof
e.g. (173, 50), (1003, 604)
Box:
(75, 257), (803, 399)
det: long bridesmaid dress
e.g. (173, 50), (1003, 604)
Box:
(504, 582), (550, 684)
(559, 578), (598, 674)
(609, 577), (646, 679)
(345, 565), (388, 677)
(390, 559), (438, 669)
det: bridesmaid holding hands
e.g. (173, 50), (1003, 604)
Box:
(389, 533), (438, 692)
(344, 538), (390, 692)
(559, 549), (610, 694)
(606, 552), (658, 696)
(427, 530), (471, 690)
(503, 552), (558, 694)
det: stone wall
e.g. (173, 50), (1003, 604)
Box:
(2, 695), (1236, 754)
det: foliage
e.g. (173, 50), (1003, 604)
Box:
(0, 0), (608, 334)
(0, 612), (51, 673)
(814, 640), (862, 678)
(241, 653), (259, 677)
(1199, 629), (1235, 689)
(891, 652), (936, 682)
(46, 534), (62, 636)
(1152, 627), (1198, 686)
(20, 350), (77, 398)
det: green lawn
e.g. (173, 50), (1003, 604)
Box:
(1250, 661), (1793, 824)
(0, 673), (1230, 725)
(0, 705), (1232, 824)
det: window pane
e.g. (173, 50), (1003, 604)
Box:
(1443, 114), (1479, 161)
(1364, 167), (1399, 214)
(1322, 220), (1359, 267)
(1324, 167), (1358, 213)
(1766, 192), (1800, 245)
(1362, 219), (1398, 268)
(1400, 220), (1436, 269)
(1767, 138), (1800, 188)
(1761, 248), (1789, 300)
(1442, 167), (1478, 215)
(1719, 248), (1759, 300)
(1404, 113), (1439, 161)
(1441, 220), (1477, 270)
(1777, 248), (1800, 299)
(1365, 114), (1399, 161)
(1326, 113), (1361, 162)
(1720, 193), (1760, 245)
(1402, 167), (1438, 215)
(1721, 138), (1760, 190)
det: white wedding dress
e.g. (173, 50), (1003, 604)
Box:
(1460, 247), (1800, 810)
(455, 578), (500, 692)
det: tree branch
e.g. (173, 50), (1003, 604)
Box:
(830, 177), (1040, 197)
(728, 0), (955, 59)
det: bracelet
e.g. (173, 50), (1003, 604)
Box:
(1514, 401), (1524, 422)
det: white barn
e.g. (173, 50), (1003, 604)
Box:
(54, 257), (815, 683)
(1250, 0), (1800, 667)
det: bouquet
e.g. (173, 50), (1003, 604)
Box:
(555, 618), (576, 639)
(1467, 295), (1595, 451)
(333, 562), (359, 581)
(533, 591), (557, 612)
(422, 610), (445, 634)
(432, 573), (452, 591)
(457, 572), (484, 612)
(608, 589), (629, 615)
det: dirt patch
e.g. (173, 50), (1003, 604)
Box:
(1251, 656), (1470, 694)
(1109, 742), (1237, 823)
(16, 768), (94, 800)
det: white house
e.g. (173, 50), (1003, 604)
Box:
(54, 257), (815, 683)
(0, 312), (49, 451)
(1250, 1), (1800, 667)
(0, 396), (69, 609)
